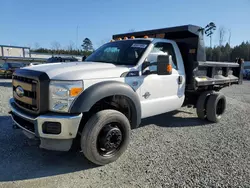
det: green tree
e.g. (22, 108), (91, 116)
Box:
(81, 38), (93, 52)
(205, 41), (250, 62)
(221, 43), (231, 61)
(205, 22), (217, 48)
(206, 47), (213, 61)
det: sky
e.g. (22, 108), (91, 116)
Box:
(1, 0), (250, 50)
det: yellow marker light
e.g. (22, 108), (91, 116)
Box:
(131, 36), (135, 39)
(144, 35), (148, 38)
(70, 88), (82, 97)
(166, 64), (172, 73)
(124, 37), (128, 40)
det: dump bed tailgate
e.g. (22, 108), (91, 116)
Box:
(193, 59), (243, 89)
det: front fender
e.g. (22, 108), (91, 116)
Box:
(69, 81), (141, 128)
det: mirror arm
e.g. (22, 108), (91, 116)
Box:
(150, 62), (157, 66)
(142, 61), (157, 70)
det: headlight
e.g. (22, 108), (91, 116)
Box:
(49, 80), (83, 112)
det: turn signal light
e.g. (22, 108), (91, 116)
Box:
(166, 64), (172, 73)
(70, 88), (82, 97)
(144, 35), (148, 38)
(131, 36), (135, 39)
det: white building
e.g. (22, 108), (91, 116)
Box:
(0, 45), (82, 64)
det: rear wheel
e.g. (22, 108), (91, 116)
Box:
(81, 109), (131, 165)
(196, 90), (215, 119)
(206, 92), (226, 122)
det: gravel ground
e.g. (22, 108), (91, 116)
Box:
(0, 78), (249, 188)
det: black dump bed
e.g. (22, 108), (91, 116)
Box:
(113, 25), (243, 91)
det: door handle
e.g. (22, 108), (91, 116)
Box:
(178, 76), (183, 84)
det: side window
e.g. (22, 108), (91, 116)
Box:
(151, 42), (178, 70)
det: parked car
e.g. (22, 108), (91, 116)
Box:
(46, 56), (78, 63)
(0, 62), (26, 78)
(243, 69), (250, 79)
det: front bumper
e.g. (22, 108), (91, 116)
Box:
(9, 98), (82, 151)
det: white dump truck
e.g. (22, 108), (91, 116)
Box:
(9, 24), (243, 165)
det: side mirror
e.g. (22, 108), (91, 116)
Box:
(157, 55), (173, 75)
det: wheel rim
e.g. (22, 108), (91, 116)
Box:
(216, 98), (225, 116)
(97, 123), (123, 157)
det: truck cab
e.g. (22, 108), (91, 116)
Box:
(8, 24), (243, 165)
(82, 37), (186, 118)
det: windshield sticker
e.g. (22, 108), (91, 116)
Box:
(131, 44), (147, 48)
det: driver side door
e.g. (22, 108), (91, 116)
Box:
(139, 42), (184, 118)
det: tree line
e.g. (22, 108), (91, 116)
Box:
(206, 41), (250, 62)
(33, 40), (250, 62)
(202, 23), (249, 62)
(31, 38), (94, 57)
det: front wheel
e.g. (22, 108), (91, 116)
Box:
(81, 109), (131, 165)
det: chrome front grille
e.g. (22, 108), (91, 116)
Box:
(13, 75), (36, 84)
(12, 75), (39, 112)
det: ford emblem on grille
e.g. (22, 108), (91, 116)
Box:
(16, 86), (24, 97)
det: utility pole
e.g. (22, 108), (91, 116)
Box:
(228, 29), (231, 46)
(76, 25), (79, 50)
(228, 29), (231, 61)
(248, 42), (250, 61)
(210, 35), (212, 48)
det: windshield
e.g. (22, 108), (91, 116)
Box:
(85, 40), (151, 65)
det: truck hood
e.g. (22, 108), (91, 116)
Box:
(23, 61), (132, 80)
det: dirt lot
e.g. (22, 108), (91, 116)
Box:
(0, 78), (249, 188)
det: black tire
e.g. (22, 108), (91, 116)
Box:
(206, 92), (226, 123)
(81, 109), (131, 165)
(196, 90), (215, 119)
